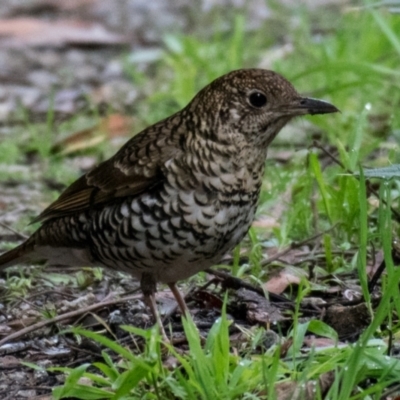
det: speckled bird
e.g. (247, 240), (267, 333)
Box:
(0, 69), (338, 333)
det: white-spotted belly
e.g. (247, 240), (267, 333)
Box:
(89, 188), (257, 283)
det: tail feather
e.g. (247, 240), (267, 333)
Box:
(0, 241), (35, 271)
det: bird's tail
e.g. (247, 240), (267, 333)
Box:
(0, 241), (35, 271)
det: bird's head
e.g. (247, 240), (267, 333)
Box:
(189, 69), (338, 148)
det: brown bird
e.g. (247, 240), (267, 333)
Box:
(0, 69), (338, 336)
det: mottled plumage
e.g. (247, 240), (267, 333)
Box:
(0, 69), (338, 333)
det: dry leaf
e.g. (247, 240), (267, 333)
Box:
(0, 18), (127, 48)
(303, 336), (337, 349)
(252, 216), (279, 228)
(52, 114), (134, 155)
(270, 371), (335, 400)
(264, 268), (302, 295)
(0, 356), (20, 369)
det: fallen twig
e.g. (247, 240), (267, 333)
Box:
(0, 293), (141, 346)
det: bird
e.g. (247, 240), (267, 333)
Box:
(0, 69), (338, 338)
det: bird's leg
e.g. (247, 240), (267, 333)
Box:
(167, 282), (190, 317)
(140, 272), (169, 342)
(169, 282), (205, 346)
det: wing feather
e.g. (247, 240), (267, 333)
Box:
(33, 117), (183, 223)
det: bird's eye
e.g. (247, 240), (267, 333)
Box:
(248, 91), (267, 108)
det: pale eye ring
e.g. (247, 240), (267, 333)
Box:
(248, 90), (267, 108)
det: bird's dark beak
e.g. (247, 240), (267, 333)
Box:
(287, 97), (339, 116)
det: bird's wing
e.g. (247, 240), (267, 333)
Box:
(33, 121), (182, 223)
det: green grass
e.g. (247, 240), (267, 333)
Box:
(44, 303), (400, 399)
(3, 1), (400, 399)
